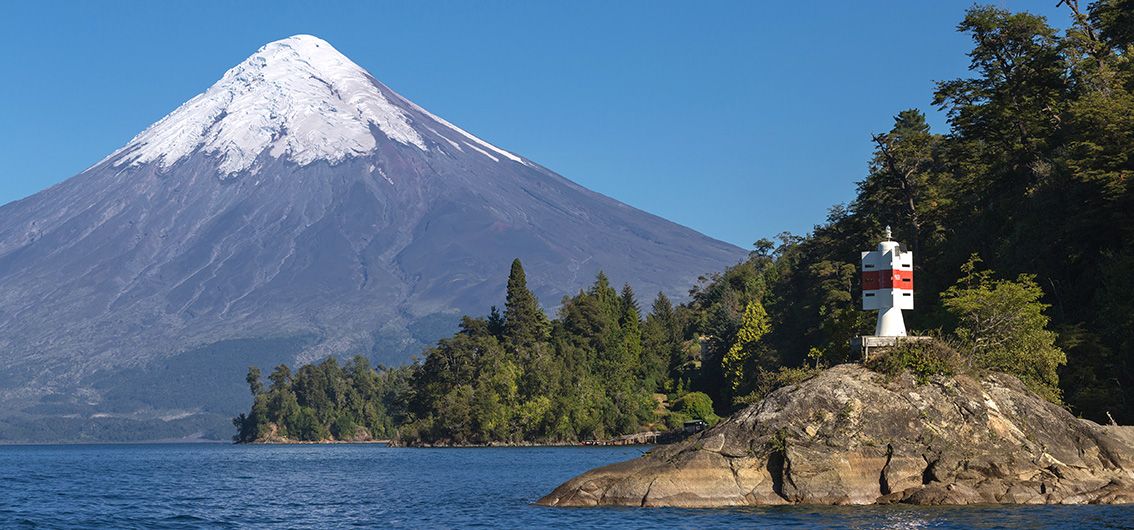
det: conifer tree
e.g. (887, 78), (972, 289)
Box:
(268, 364), (292, 391)
(486, 305), (505, 340)
(646, 292), (684, 380)
(503, 259), (548, 351)
(246, 366), (263, 396)
(620, 284), (654, 386)
(619, 283), (640, 319)
(590, 271), (622, 325)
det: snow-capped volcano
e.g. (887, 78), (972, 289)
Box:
(0, 35), (744, 441)
(110, 35), (522, 175)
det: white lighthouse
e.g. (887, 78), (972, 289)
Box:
(861, 226), (913, 336)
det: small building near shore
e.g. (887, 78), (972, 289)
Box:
(683, 419), (708, 434)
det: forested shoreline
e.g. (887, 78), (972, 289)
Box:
(235, 259), (720, 444)
(235, 1), (1134, 443)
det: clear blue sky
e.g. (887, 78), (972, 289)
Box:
(0, 1), (1070, 249)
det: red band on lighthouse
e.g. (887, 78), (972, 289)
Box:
(861, 269), (914, 291)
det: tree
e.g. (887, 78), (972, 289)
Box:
(487, 305), (505, 340)
(620, 284), (662, 392)
(752, 238), (775, 258)
(233, 366), (268, 442)
(672, 391), (720, 425)
(291, 406), (329, 441)
(934, 6), (1067, 179)
(619, 283), (640, 320)
(246, 366), (263, 396)
(942, 256), (1067, 402)
(863, 109), (942, 256)
(722, 300), (771, 397)
(587, 271), (623, 331)
(644, 292), (685, 384)
(619, 288), (641, 353)
(268, 364), (292, 391)
(1088, 0), (1134, 51)
(503, 259), (548, 351)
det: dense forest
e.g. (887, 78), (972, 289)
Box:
(732, 0), (1134, 421)
(235, 1), (1134, 442)
(235, 259), (716, 443)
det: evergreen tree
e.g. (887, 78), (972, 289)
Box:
(645, 291), (684, 387)
(268, 364), (292, 391)
(655, 293), (683, 366)
(246, 366), (263, 396)
(860, 109), (943, 257)
(1089, 0), (1134, 51)
(590, 271), (622, 325)
(234, 356), (416, 443)
(486, 305), (506, 340)
(503, 259), (548, 351)
(621, 284), (659, 391)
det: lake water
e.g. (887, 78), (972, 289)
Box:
(1, 444), (1131, 528)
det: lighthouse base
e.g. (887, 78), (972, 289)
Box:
(875, 306), (907, 337)
(852, 335), (933, 362)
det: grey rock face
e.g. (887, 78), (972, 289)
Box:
(0, 38), (744, 434)
(538, 365), (1134, 507)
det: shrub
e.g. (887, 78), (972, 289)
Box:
(672, 392), (720, 426)
(736, 366), (822, 406)
(664, 411), (692, 430)
(866, 338), (963, 383)
(941, 255), (1067, 402)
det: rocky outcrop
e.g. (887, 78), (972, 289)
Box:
(538, 364), (1134, 507)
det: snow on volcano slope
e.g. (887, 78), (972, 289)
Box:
(112, 35), (455, 175)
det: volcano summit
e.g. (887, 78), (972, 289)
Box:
(0, 35), (743, 441)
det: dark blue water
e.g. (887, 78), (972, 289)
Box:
(1, 444), (1131, 528)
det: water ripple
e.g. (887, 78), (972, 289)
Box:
(0, 444), (1131, 528)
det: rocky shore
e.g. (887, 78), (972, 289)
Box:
(538, 364), (1134, 507)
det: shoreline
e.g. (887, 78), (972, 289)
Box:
(240, 439), (666, 448)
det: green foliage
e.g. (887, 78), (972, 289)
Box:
(291, 407), (328, 442)
(503, 259), (549, 351)
(643, 291), (687, 387)
(245, 366), (262, 397)
(487, 305), (505, 340)
(232, 356), (416, 443)
(865, 339), (963, 384)
(671, 392), (720, 426)
(393, 266), (669, 445)
(768, 428), (790, 454)
(1089, 0), (1134, 51)
(942, 256), (1067, 402)
(664, 412), (692, 431)
(678, 2), (1134, 421)
(806, 347), (824, 368)
(722, 300), (771, 396)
